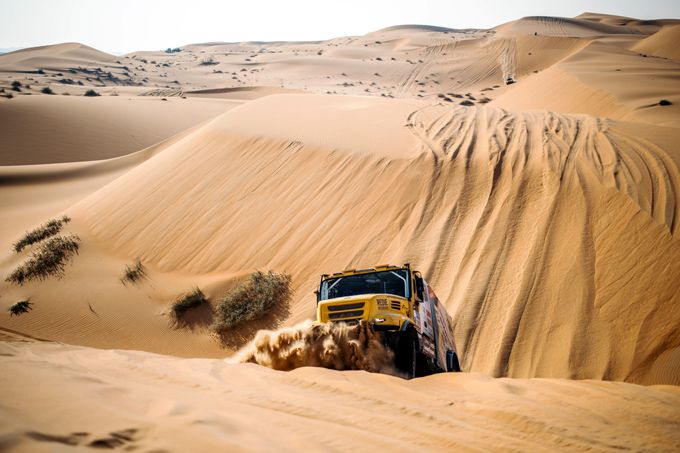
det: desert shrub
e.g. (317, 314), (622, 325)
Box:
(41, 86), (54, 94)
(13, 215), (71, 253)
(170, 288), (208, 322)
(9, 300), (32, 316)
(460, 100), (475, 106)
(83, 89), (100, 97)
(199, 56), (218, 65)
(212, 271), (291, 332)
(659, 99), (672, 106)
(6, 234), (81, 285)
(120, 259), (146, 284)
(11, 80), (21, 92)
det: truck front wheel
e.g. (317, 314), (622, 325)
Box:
(395, 332), (417, 379)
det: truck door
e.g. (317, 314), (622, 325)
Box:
(419, 292), (435, 339)
(427, 283), (456, 370)
(414, 275), (436, 359)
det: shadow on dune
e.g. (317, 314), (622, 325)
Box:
(213, 297), (291, 350)
(170, 302), (214, 331)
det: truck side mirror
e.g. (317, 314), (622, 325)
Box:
(314, 289), (320, 303)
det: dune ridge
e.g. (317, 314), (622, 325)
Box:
(632, 24), (680, 61)
(0, 42), (116, 71)
(26, 94), (671, 384)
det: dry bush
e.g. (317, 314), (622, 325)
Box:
(120, 259), (146, 285)
(9, 300), (32, 316)
(41, 86), (54, 95)
(170, 288), (208, 323)
(83, 89), (100, 97)
(199, 56), (218, 65)
(13, 215), (71, 253)
(212, 271), (292, 332)
(6, 234), (81, 285)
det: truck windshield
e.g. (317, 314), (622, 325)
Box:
(320, 269), (410, 301)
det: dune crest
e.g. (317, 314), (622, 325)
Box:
(632, 24), (680, 61)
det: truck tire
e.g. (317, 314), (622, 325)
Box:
(395, 332), (417, 379)
(446, 350), (461, 372)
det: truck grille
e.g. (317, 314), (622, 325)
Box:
(329, 310), (364, 320)
(327, 302), (364, 312)
(325, 302), (366, 321)
(390, 301), (401, 311)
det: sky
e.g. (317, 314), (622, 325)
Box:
(2, 0), (679, 54)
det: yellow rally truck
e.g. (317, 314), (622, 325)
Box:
(316, 263), (460, 378)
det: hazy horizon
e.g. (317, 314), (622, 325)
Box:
(2, 0), (680, 54)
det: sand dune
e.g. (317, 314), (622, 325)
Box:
(3, 13), (677, 125)
(0, 95), (237, 164)
(1, 10), (680, 451)
(495, 15), (643, 37)
(577, 12), (680, 29)
(632, 24), (680, 61)
(1, 339), (678, 452)
(493, 40), (680, 127)
(0, 42), (116, 71)
(3, 92), (677, 384)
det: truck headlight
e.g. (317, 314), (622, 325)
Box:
(374, 318), (385, 323)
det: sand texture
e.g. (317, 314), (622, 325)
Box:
(1, 339), (679, 452)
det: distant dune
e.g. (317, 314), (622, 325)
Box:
(0, 42), (116, 71)
(633, 24), (680, 60)
(0, 95), (237, 165)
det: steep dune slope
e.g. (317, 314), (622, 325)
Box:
(30, 93), (677, 384)
(632, 25), (680, 61)
(407, 105), (680, 382)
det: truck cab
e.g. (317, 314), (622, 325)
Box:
(316, 263), (460, 377)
